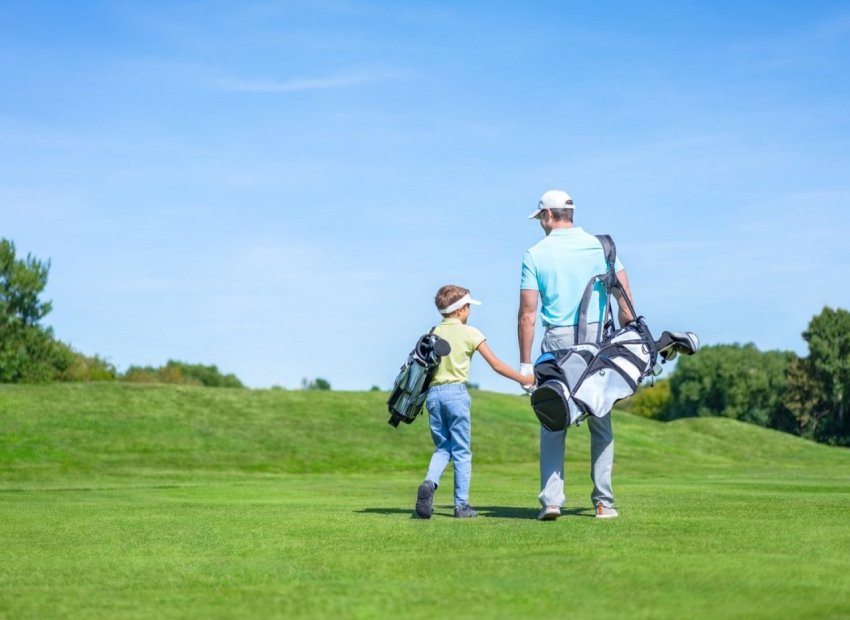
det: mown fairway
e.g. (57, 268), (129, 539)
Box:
(2, 384), (849, 619)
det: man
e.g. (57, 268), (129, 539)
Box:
(518, 189), (634, 521)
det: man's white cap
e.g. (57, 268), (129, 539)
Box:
(439, 293), (482, 315)
(528, 189), (574, 219)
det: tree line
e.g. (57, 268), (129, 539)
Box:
(624, 306), (850, 446)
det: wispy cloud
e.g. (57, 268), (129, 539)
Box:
(215, 72), (386, 93)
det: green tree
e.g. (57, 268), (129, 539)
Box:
(666, 343), (795, 426)
(302, 377), (331, 391)
(0, 239), (65, 382)
(785, 307), (850, 445)
(0, 239), (52, 326)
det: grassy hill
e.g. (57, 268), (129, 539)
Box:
(1, 382), (840, 480)
(2, 383), (849, 619)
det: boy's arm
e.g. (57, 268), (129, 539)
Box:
(476, 341), (533, 386)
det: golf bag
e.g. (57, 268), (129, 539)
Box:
(530, 235), (699, 431)
(387, 329), (451, 427)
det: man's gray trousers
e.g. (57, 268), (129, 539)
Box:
(538, 323), (615, 509)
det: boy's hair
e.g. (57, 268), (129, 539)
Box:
(435, 284), (470, 316)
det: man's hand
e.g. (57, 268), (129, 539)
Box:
(520, 363), (535, 394)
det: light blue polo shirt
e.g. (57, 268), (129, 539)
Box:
(520, 227), (625, 327)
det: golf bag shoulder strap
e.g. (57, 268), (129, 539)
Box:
(575, 234), (618, 345)
(595, 234), (620, 314)
(576, 234), (643, 345)
(596, 234), (616, 269)
(600, 235), (639, 325)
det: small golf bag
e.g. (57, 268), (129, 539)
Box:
(387, 329), (451, 427)
(530, 235), (699, 431)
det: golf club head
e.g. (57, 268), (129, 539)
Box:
(660, 349), (678, 362)
(657, 331), (700, 362)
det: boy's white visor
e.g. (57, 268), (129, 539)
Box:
(440, 293), (482, 315)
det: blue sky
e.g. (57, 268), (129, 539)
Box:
(3, 1), (849, 391)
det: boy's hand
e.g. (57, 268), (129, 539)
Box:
(519, 363), (535, 394)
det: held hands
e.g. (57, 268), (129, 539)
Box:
(519, 362), (535, 395)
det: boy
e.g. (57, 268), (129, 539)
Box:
(415, 284), (532, 519)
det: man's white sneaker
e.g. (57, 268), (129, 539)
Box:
(537, 505), (561, 521)
(595, 503), (619, 519)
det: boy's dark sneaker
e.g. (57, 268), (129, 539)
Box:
(415, 480), (436, 519)
(454, 503), (478, 518)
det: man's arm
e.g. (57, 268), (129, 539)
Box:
(518, 289), (539, 364)
(611, 269), (635, 326)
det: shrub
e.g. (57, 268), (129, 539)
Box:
(54, 347), (117, 382)
(621, 379), (671, 419)
(302, 377), (331, 391)
(122, 360), (243, 388)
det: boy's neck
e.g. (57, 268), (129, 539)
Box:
(443, 314), (467, 324)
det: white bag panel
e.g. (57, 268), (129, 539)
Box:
(620, 343), (651, 367)
(620, 341), (648, 357)
(611, 356), (643, 384)
(572, 370), (634, 418)
(610, 333), (641, 345)
(561, 353), (591, 389)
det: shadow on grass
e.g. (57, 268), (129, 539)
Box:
(476, 506), (594, 520)
(356, 506), (594, 520)
(358, 507), (415, 516)
(356, 506), (455, 519)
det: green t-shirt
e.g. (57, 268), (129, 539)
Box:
(430, 318), (486, 386)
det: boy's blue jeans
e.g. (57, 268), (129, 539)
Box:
(424, 383), (472, 508)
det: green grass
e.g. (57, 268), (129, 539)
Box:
(2, 383), (850, 619)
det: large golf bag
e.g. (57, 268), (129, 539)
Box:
(387, 330), (451, 427)
(530, 235), (699, 431)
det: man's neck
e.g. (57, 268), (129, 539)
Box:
(545, 222), (574, 235)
